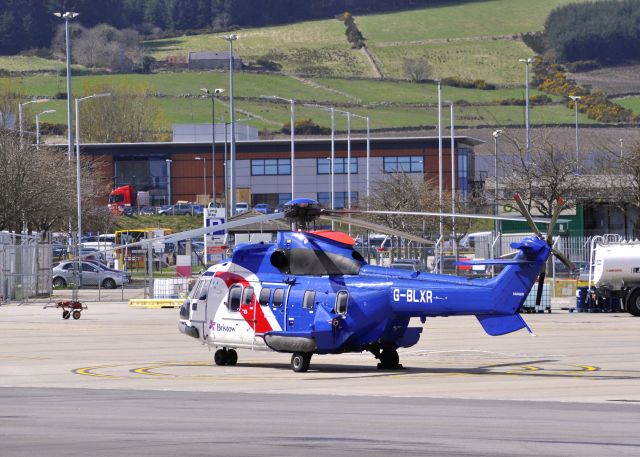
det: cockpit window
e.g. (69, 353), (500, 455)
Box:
(242, 286), (254, 306)
(228, 285), (242, 312)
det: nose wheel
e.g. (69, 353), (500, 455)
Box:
(214, 348), (238, 366)
(291, 352), (312, 372)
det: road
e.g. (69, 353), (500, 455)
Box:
(1, 298), (639, 456)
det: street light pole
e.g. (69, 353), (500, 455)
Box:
(35, 109), (56, 150)
(19, 99), (50, 146)
(201, 88), (225, 207)
(221, 34), (238, 215)
(446, 100), (456, 263)
(195, 157), (207, 199)
(437, 80), (443, 273)
(519, 58), (533, 153)
(350, 113), (370, 207)
(261, 95), (296, 198)
(75, 92), (110, 286)
(54, 11), (79, 162)
(493, 129), (503, 234)
(165, 159), (172, 204)
(569, 95), (581, 174)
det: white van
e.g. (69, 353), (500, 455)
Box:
(235, 202), (249, 213)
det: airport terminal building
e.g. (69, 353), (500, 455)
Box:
(80, 136), (483, 208)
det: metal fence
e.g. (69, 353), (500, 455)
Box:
(0, 233), (51, 302)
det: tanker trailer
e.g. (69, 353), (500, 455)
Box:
(592, 242), (640, 316)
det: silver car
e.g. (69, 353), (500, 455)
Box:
(52, 261), (127, 289)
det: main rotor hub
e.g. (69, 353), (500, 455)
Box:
(283, 198), (324, 230)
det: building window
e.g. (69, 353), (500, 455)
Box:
(252, 193), (291, 207)
(317, 191), (359, 210)
(457, 147), (470, 198)
(317, 157), (358, 175)
(383, 156), (423, 173)
(251, 159), (291, 176)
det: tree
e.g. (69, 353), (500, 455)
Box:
(0, 130), (113, 234)
(496, 131), (593, 218)
(403, 58), (432, 83)
(77, 82), (166, 143)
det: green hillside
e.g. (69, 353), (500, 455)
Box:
(1, 0), (604, 135)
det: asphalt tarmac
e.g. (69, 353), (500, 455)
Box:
(2, 298), (639, 456)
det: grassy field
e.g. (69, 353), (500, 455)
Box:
(144, 0), (588, 84)
(612, 96), (640, 115)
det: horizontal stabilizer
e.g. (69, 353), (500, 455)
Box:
(476, 313), (534, 336)
(457, 259), (534, 266)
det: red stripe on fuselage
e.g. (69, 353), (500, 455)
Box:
(214, 271), (272, 333)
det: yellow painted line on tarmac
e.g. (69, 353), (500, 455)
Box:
(128, 299), (183, 309)
(73, 364), (122, 378)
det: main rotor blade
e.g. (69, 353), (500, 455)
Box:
(71, 212), (286, 259)
(513, 194), (543, 236)
(334, 209), (564, 225)
(321, 215), (433, 245)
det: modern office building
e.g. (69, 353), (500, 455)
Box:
(78, 135), (483, 207)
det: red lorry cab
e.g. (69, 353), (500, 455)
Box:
(108, 185), (135, 214)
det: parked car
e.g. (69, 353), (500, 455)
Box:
(190, 204), (204, 216)
(253, 203), (272, 214)
(51, 242), (67, 259)
(79, 247), (106, 264)
(85, 260), (132, 284)
(158, 203), (196, 216)
(235, 202), (250, 213)
(139, 206), (157, 215)
(52, 261), (127, 289)
(274, 202), (287, 213)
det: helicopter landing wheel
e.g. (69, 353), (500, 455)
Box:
(291, 352), (312, 373)
(226, 349), (238, 366)
(378, 348), (400, 370)
(214, 348), (228, 366)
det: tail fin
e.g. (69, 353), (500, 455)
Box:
(476, 313), (535, 336)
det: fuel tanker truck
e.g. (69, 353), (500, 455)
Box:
(590, 240), (640, 316)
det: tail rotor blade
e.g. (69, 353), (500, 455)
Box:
(545, 198), (565, 243)
(535, 271), (546, 309)
(513, 194), (542, 237)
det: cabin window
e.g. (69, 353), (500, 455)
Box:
(335, 291), (348, 314)
(272, 288), (284, 308)
(303, 290), (316, 309)
(259, 288), (271, 306)
(242, 286), (254, 306)
(228, 285), (242, 312)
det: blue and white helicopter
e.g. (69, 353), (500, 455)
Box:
(172, 194), (571, 372)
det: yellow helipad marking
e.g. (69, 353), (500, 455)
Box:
(73, 364), (123, 378)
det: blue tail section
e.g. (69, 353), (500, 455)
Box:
(476, 314), (534, 336)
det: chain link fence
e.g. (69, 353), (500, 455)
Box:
(0, 233), (51, 303)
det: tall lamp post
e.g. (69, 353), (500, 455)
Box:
(195, 156), (207, 199)
(493, 129), (503, 238)
(221, 33), (238, 215)
(261, 95), (296, 198)
(75, 92), (111, 286)
(350, 113), (370, 206)
(165, 159), (172, 204)
(19, 99), (50, 144)
(569, 95), (581, 174)
(201, 88), (225, 207)
(445, 100), (456, 262)
(334, 109), (352, 210)
(519, 58), (533, 153)
(304, 103), (336, 223)
(35, 109), (56, 150)
(437, 80), (444, 273)
(53, 11), (79, 162)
